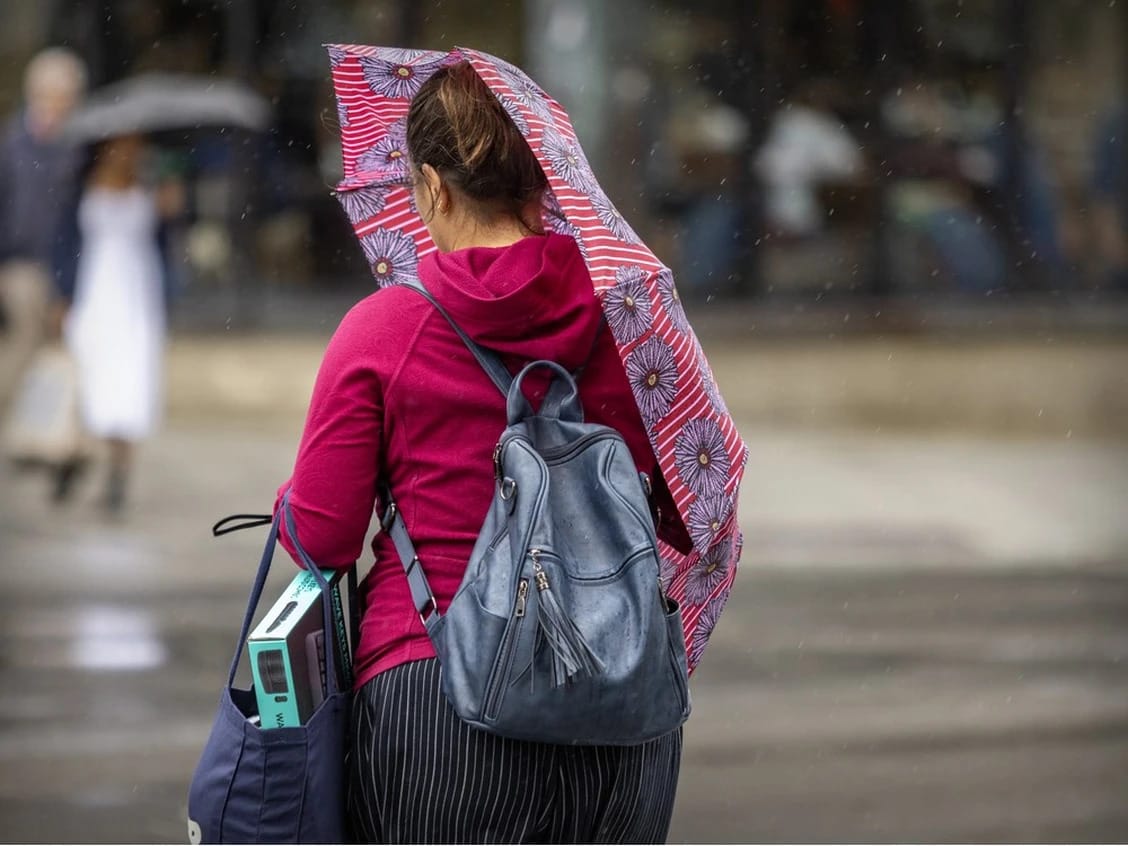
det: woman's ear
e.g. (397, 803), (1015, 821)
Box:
(421, 164), (442, 206)
(419, 163), (439, 189)
(415, 163), (441, 222)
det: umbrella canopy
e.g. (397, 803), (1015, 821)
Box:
(62, 73), (271, 143)
(328, 44), (748, 671)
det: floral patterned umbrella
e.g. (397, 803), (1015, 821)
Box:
(328, 44), (748, 671)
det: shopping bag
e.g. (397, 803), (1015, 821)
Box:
(2, 344), (83, 465)
(187, 493), (352, 844)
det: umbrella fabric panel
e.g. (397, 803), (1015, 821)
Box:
(660, 531), (742, 668)
(332, 45), (455, 196)
(328, 44), (747, 670)
(331, 46), (452, 284)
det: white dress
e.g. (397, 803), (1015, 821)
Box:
(66, 187), (165, 440)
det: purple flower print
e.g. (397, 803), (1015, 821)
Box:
(328, 46), (349, 67)
(686, 492), (732, 552)
(605, 265), (652, 343)
(489, 54), (534, 85)
(360, 55), (444, 99)
(496, 94), (530, 136)
(626, 337), (678, 426)
(542, 189), (566, 231)
(591, 190), (641, 244)
(356, 121), (409, 175)
(359, 227), (418, 287)
(684, 536), (733, 606)
(674, 418), (730, 497)
(493, 61), (554, 122)
(337, 186), (387, 225)
(336, 98), (349, 129)
(545, 212), (590, 263)
(374, 47), (429, 65)
(542, 187), (563, 218)
(540, 128), (596, 192)
(687, 589), (730, 669)
(656, 268), (689, 333)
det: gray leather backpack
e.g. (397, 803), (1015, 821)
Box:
(378, 280), (691, 746)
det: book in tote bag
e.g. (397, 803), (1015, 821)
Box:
(187, 492), (353, 844)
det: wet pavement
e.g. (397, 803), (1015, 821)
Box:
(1, 422), (1127, 842)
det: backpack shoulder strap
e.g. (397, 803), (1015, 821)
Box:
(400, 278), (512, 398)
(377, 484), (440, 630)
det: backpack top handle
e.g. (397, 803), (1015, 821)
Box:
(506, 359), (583, 424)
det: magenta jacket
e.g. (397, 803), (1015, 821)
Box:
(276, 233), (690, 690)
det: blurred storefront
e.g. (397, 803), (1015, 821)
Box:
(0, 0), (1124, 318)
(632, 0), (1127, 300)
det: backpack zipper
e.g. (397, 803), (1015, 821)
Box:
(483, 578), (529, 720)
(538, 431), (618, 465)
(531, 548), (548, 589)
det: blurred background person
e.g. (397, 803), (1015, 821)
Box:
(0, 47), (86, 413)
(52, 132), (182, 512)
(755, 79), (866, 241)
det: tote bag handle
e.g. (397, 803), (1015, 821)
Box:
(223, 489), (349, 698)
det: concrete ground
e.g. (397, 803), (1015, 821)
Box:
(1, 408), (1126, 842)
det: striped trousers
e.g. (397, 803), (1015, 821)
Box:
(347, 658), (682, 844)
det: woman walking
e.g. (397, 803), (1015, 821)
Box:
(277, 61), (692, 843)
(56, 133), (176, 511)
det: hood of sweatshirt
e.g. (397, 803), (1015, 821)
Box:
(416, 233), (602, 372)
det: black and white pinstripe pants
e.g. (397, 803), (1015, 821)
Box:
(346, 658), (682, 844)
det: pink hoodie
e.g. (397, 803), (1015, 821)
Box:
(277, 233), (690, 690)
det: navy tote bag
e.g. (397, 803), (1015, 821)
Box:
(188, 493), (352, 844)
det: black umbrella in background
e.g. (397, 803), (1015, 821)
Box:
(62, 73), (271, 143)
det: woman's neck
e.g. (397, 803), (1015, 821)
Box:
(447, 215), (544, 252)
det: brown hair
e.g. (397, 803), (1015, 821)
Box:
(407, 61), (547, 221)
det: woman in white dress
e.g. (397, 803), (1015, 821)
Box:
(61, 133), (176, 512)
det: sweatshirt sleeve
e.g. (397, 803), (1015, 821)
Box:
(275, 302), (384, 568)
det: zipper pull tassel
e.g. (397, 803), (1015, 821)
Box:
(527, 547), (603, 686)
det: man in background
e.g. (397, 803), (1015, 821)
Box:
(0, 47), (87, 411)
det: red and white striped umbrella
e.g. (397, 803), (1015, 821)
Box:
(328, 44), (747, 670)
